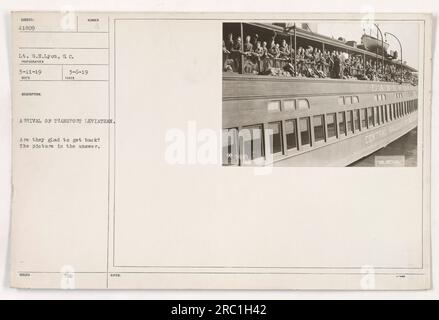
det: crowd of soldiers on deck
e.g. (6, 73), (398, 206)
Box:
(223, 33), (416, 83)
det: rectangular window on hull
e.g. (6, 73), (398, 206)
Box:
(285, 119), (297, 151)
(299, 117), (311, 146)
(338, 96), (344, 105)
(222, 128), (239, 165)
(241, 125), (264, 162)
(338, 112), (346, 136)
(297, 99), (310, 110)
(266, 122), (283, 155)
(360, 108), (367, 129)
(326, 113), (337, 138)
(368, 107), (374, 127)
(313, 115), (325, 143)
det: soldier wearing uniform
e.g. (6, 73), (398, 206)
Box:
(273, 43), (281, 58)
(252, 34), (260, 49)
(332, 51), (341, 78)
(243, 35), (256, 73)
(225, 33), (234, 52)
(261, 41), (273, 72)
(296, 47), (306, 76)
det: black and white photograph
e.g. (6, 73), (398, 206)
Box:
(222, 21), (419, 167)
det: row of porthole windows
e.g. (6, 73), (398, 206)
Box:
(267, 99), (310, 112)
(223, 99), (418, 165)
